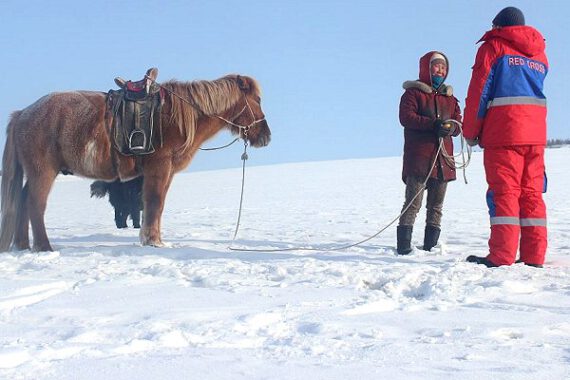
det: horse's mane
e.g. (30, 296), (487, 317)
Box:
(161, 75), (261, 151)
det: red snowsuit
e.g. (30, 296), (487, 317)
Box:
(463, 26), (548, 266)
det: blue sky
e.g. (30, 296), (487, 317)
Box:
(0, 0), (567, 171)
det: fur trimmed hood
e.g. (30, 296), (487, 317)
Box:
(417, 51), (450, 90)
(403, 80), (454, 96)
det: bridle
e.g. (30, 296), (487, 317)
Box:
(214, 98), (266, 140)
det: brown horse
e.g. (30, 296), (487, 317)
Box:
(0, 74), (271, 252)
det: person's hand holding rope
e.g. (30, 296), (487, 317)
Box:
(434, 119), (455, 138)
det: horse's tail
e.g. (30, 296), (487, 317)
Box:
(0, 111), (24, 252)
(90, 181), (110, 198)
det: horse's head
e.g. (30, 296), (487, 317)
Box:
(227, 75), (271, 148)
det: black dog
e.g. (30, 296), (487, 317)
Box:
(90, 177), (143, 229)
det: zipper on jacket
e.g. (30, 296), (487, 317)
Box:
(434, 92), (440, 119)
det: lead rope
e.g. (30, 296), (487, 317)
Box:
(438, 119), (471, 184)
(232, 142), (441, 252)
(228, 119), (472, 252)
(232, 129), (249, 240)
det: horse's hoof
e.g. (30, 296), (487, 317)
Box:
(32, 244), (53, 252)
(140, 236), (164, 247)
(14, 242), (31, 251)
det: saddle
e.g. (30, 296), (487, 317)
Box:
(107, 67), (163, 156)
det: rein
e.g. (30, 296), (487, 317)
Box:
(198, 137), (240, 151)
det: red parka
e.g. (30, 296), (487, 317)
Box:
(463, 26), (548, 147)
(399, 51), (462, 183)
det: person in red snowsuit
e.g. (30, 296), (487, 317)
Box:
(463, 7), (548, 267)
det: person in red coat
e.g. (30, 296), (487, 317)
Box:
(397, 51), (462, 255)
(463, 7), (548, 268)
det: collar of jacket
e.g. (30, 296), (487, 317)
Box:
(477, 25), (545, 57)
(402, 80), (454, 96)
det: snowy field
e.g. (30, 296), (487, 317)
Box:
(1, 148), (569, 380)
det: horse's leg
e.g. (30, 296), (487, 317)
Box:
(26, 171), (57, 252)
(140, 167), (173, 247)
(157, 174), (175, 238)
(14, 183), (30, 250)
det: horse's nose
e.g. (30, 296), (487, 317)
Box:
(251, 124), (271, 148)
(260, 134), (271, 147)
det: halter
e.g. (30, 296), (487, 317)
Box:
(214, 98), (266, 138)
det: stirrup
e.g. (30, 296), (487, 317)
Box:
(128, 130), (147, 152)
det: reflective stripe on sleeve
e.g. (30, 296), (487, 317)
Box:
(487, 96), (547, 108)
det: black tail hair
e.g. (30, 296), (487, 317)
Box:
(90, 181), (110, 198)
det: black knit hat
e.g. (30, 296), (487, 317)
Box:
(493, 7), (525, 27)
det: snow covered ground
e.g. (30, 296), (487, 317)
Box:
(1, 148), (569, 380)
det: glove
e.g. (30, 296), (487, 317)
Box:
(433, 119), (453, 137)
(465, 137), (479, 147)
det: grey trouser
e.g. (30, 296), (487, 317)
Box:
(398, 176), (448, 227)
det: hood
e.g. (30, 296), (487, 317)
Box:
(418, 51), (449, 87)
(478, 25), (545, 57)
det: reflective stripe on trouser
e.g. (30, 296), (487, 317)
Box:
(484, 146), (547, 266)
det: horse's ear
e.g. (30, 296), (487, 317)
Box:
(237, 75), (251, 92)
(146, 67), (159, 81)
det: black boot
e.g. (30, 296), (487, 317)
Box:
(466, 255), (498, 268)
(515, 259), (543, 268)
(423, 225), (441, 251)
(396, 225), (413, 255)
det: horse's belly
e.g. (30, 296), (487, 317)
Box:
(67, 145), (138, 181)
